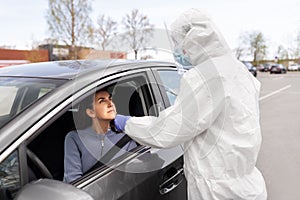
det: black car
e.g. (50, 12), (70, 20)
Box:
(0, 60), (187, 200)
(270, 64), (287, 74)
(242, 61), (257, 77)
(262, 62), (276, 72)
(256, 63), (270, 72)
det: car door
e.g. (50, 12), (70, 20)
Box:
(74, 67), (187, 200)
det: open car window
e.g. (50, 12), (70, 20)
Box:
(24, 71), (155, 184)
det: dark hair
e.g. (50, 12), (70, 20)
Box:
(110, 120), (123, 134)
(74, 88), (112, 130)
(85, 88), (111, 110)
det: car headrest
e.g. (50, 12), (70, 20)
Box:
(112, 84), (144, 117)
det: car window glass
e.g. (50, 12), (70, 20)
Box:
(0, 77), (65, 129)
(38, 88), (54, 98)
(0, 150), (20, 200)
(157, 70), (182, 105)
(0, 86), (18, 116)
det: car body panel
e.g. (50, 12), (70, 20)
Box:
(0, 60), (174, 80)
(79, 146), (186, 200)
(15, 179), (94, 200)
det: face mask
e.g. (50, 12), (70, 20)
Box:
(173, 48), (192, 66)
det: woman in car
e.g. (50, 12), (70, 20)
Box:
(63, 89), (136, 183)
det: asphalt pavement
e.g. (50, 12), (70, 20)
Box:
(257, 71), (300, 200)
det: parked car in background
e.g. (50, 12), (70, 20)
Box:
(257, 63), (270, 72)
(242, 61), (257, 77)
(256, 64), (266, 72)
(0, 60), (187, 200)
(270, 64), (287, 74)
(287, 63), (300, 71)
(263, 62), (276, 72)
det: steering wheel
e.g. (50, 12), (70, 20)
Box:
(26, 149), (53, 179)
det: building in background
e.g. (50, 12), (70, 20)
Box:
(0, 48), (49, 68)
(0, 45), (126, 68)
(39, 44), (126, 61)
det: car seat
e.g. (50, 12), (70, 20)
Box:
(112, 84), (144, 117)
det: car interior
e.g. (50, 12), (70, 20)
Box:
(25, 76), (154, 184)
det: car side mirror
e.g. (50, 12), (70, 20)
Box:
(14, 179), (94, 200)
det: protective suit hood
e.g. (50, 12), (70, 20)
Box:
(170, 8), (231, 65)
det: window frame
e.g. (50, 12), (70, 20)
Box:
(71, 69), (159, 185)
(10, 68), (159, 188)
(151, 67), (183, 108)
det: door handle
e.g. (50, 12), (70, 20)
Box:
(159, 168), (184, 195)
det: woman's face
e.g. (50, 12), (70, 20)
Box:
(88, 90), (116, 121)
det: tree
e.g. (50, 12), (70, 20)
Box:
(95, 15), (118, 50)
(234, 45), (245, 60)
(238, 31), (267, 64)
(122, 9), (154, 59)
(46, 0), (93, 59)
(276, 45), (289, 60)
(235, 33), (248, 60)
(291, 31), (300, 59)
(249, 31), (267, 63)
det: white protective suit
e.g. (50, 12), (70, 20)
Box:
(125, 8), (267, 200)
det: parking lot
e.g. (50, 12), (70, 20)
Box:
(257, 71), (300, 200)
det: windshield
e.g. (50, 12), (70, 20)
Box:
(0, 77), (65, 128)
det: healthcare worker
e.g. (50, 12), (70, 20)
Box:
(115, 8), (267, 200)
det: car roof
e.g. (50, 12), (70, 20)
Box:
(0, 59), (176, 80)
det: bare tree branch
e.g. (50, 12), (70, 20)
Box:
(122, 9), (154, 59)
(95, 15), (118, 50)
(46, 0), (93, 59)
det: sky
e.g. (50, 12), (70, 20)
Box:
(1, 0), (300, 59)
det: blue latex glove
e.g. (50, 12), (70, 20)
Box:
(114, 114), (131, 132)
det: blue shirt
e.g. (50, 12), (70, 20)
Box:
(63, 127), (137, 183)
